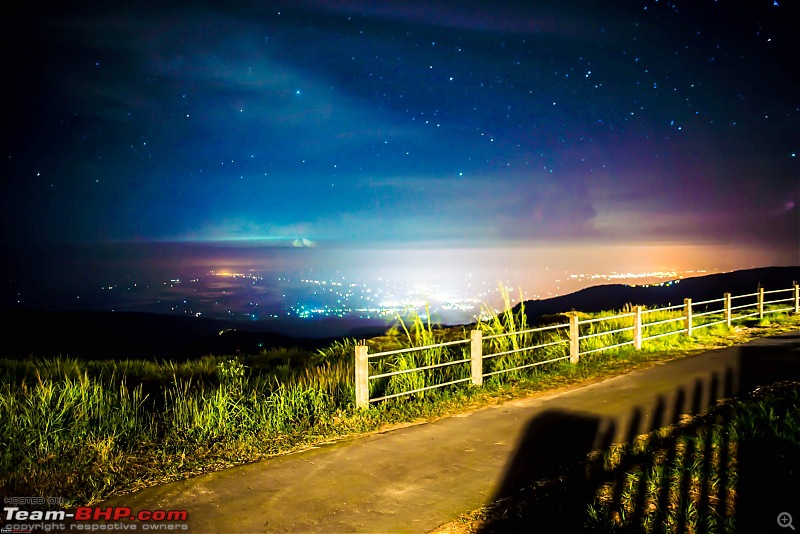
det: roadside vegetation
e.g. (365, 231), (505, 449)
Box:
(434, 380), (800, 533)
(1, 297), (798, 509)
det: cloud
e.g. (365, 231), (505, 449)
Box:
(288, 0), (612, 38)
(590, 191), (800, 247)
(292, 238), (316, 247)
(175, 218), (316, 243)
(40, 7), (420, 145)
(317, 171), (599, 242)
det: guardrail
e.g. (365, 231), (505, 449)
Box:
(354, 284), (800, 407)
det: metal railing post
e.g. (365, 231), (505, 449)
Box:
(569, 313), (580, 364)
(724, 292), (732, 327)
(757, 287), (765, 319)
(355, 344), (369, 408)
(633, 305), (642, 350)
(470, 329), (483, 386)
(794, 284), (799, 314)
(684, 298), (693, 337)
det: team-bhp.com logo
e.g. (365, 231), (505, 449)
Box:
(2, 506), (188, 532)
(73, 508), (187, 522)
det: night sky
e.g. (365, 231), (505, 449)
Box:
(2, 0), (798, 253)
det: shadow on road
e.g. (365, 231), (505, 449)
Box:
(478, 336), (800, 533)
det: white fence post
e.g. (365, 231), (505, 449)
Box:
(355, 344), (369, 408)
(633, 305), (642, 350)
(569, 313), (580, 364)
(794, 284), (800, 314)
(470, 329), (483, 386)
(684, 298), (693, 337)
(758, 287), (765, 319)
(724, 293), (732, 327)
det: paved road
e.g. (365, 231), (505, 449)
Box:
(100, 331), (800, 533)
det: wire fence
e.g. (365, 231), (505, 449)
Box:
(354, 284), (800, 406)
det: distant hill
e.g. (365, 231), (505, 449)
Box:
(512, 266), (800, 319)
(0, 310), (340, 360)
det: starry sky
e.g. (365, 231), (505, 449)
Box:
(2, 0), (798, 255)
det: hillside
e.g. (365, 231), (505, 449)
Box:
(513, 266), (800, 318)
(0, 310), (338, 360)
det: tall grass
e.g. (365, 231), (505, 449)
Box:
(583, 382), (800, 533)
(0, 374), (154, 501)
(475, 287), (545, 380)
(370, 305), (470, 400)
(0, 350), (349, 503)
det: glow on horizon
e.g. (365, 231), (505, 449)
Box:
(154, 239), (797, 296)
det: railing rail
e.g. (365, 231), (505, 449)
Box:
(579, 312), (636, 325)
(692, 297), (725, 306)
(764, 288), (793, 295)
(366, 338), (470, 359)
(642, 303), (685, 313)
(482, 321), (569, 340)
(354, 283), (800, 406)
(581, 325), (635, 339)
(643, 316), (685, 327)
(482, 338), (569, 360)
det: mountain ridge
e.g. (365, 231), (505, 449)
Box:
(512, 266), (800, 319)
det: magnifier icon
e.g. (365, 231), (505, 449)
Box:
(779, 512), (795, 530)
